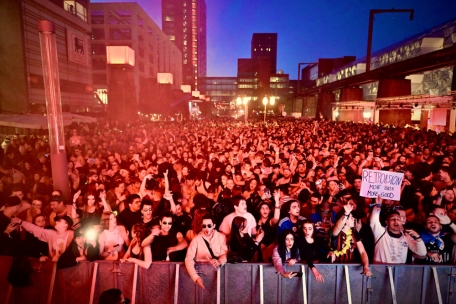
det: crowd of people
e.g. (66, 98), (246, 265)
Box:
(1, 118), (456, 287)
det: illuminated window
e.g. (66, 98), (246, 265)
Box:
(169, 36), (175, 40)
(165, 16), (174, 21)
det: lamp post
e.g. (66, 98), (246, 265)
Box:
(262, 96), (275, 123)
(236, 96), (250, 124)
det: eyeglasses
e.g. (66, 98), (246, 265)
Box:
(162, 222), (172, 225)
(202, 224), (213, 229)
(142, 208), (152, 212)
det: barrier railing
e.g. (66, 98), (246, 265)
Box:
(0, 256), (455, 304)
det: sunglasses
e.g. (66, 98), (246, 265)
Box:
(142, 208), (152, 212)
(162, 222), (172, 225)
(202, 224), (213, 229)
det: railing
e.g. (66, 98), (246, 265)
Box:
(0, 256), (455, 304)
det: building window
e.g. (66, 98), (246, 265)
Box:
(169, 36), (175, 40)
(139, 62), (144, 72)
(91, 44), (106, 55)
(92, 58), (106, 70)
(165, 16), (174, 21)
(64, 1), (88, 22)
(91, 28), (104, 40)
(109, 28), (132, 40)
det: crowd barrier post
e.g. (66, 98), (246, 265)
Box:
(216, 267), (221, 304)
(173, 263), (179, 304)
(431, 267), (443, 304)
(301, 265), (307, 304)
(277, 269), (282, 303)
(47, 263), (57, 304)
(387, 266), (397, 304)
(361, 272), (373, 304)
(259, 265), (264, 304)
(344, 265), (352, 304)
(131, 264), (138, 304)
(89, 262), (99, 304)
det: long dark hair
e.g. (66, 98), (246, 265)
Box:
(230, 216), (247, 247)
(277, 229), (299, 263)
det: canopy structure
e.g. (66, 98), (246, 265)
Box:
(0, 113), (96, 129)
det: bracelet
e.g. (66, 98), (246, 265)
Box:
(275, 206), (280, 209)
(344, 214), (349, 218)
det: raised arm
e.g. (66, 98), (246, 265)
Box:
(332, 204), (353, 237)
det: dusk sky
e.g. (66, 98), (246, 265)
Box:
(93, 0), (456, 79)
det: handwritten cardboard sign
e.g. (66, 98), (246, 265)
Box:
(360, 169), (404, 201)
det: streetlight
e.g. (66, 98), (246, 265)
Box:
(236, 96), (250, 124)
(262, 96), (275, 123)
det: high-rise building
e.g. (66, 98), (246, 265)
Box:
(0, 0), (93, 116)
(251, 33), (277, 74)
(162, 0), (207, 90)
(90, 2), (182, 119)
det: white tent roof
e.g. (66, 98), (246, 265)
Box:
(0, 113), (96, 129)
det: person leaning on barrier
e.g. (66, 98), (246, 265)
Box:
(142, 211), (188, 261)
(11, 215), (74, 262)
(331, 203), (372, 276)
(370, 196), (426, 264)
(272, 229), (300, 279)
(185, 214), (228, 289)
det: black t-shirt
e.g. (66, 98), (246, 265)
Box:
(117, 208), (142, 233)
(173, 212), (192, 236)
(416, 233), (454, 264)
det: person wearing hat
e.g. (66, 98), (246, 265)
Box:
(0, 196), (23, 255)
(11, 214), (74, 262)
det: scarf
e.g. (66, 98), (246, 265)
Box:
(420, 230), (445, 250)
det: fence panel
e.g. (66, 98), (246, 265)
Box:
(1, 257), (456, 304)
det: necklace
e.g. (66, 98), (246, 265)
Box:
(333, 229), (353, 257)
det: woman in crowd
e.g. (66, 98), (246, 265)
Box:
(298, 220), (335, 282)
(120, 223), (152, 269)
(272, 229), (300, 279)
(242, 179), (258, 200)
(256, 199), (280, 262)
(98, 212), (130, 260)
(229, 216), (264, 262)
(331, 206), (372, 277)
(80, 190), (111, 230)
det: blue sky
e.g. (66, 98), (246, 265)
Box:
(93, 0), (456, 78)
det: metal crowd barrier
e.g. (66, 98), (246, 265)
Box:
(0, 256), (455, 304)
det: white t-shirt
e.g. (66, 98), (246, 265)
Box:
(370, 208), (426, 263)
(219, 212), (256, 237)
